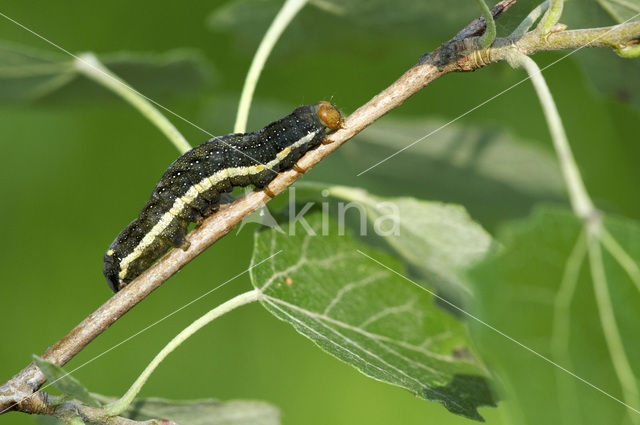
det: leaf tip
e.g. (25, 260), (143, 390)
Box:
(422, 374), (497, 421)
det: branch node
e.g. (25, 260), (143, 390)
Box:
(464, 38), (491, 68)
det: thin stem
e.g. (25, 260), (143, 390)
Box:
(233, 0), (309, 133)
(74, 53), (191, 154)
(535, 0), (564, 34)
(588, 229), (640, 425)
(104, 289), (262, 416)
(511, 0), (549, 37)
(475, 0), (497, 48)
(506, 52), (596, 220)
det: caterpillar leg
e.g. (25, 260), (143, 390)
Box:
(161, 219), (190, 251)
(263, 186), (276, 198)
(292, 164), (306, 174)
(218, 193), (236, 205)
(321, 136), (336, 145)
(195, 204), (220, 226)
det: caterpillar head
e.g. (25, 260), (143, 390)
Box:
(315, 101), (344, 131)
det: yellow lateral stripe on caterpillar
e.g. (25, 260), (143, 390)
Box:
(104, 103), (343, 292)
(113, 127), (326, 284)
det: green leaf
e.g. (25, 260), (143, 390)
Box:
(36, 396), (280, 425)
(565, 1), (640, 111)
(250, 210), (496, 421)
(595, 0), (640, 23)
(0, 41), (211, 103)
(0, 42), (73, 103)
(337, 118), (565, 228)
(208, 0), (478, 32)
(92, 395), (280, 425)
(294, 183), (494, 302)
(353, 119), (564, 196)
(207, 0), (480, 49)
(32, 355), (100, 407)
(208, 0), (282, 33)
(328, 0), (479, 30)
(467, 207), (640, 424)
(97, 49), (212, 96)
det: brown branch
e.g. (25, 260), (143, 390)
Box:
(3, 0), (640, 418)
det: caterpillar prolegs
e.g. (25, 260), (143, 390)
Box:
(103, 102), (343, 292)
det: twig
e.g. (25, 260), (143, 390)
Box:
(4, 1), (640, 417)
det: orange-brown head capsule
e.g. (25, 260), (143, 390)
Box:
(315, 101), (344, 131)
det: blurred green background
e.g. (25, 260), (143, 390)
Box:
(1, 1), (638, 424)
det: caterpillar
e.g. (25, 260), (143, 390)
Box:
(104, 101), (343, 292)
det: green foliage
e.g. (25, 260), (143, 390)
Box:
(565, 0), (640, 111)
(1, 1), (639, 425)
(355, 119), (564, 196)
(0, 41), (211, 103)
(251, 209), (495, 420)
(37, 396), (281, 425)
(96, 396), (281, 425)
(207, 0), (480, 40)
(596, 0), (640, 22)
(468, 207), (640, 425)
(336, 118), (566, 228)
(294, 183), (494, 302)
(32, 355), (100, 407)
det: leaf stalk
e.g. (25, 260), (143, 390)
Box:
(74, 53), (191, 154)
(104, 289), (262, 416)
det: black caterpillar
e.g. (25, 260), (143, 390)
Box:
(104, 102), (343, 292)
